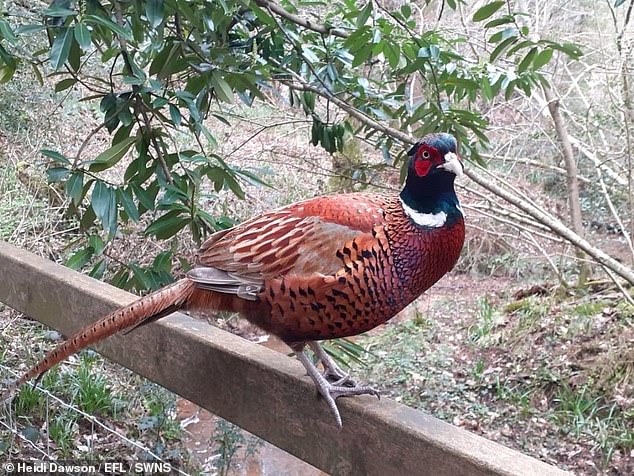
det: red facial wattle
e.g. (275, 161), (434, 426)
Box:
(414, 159), (432, 177)
(413, 145), (443, 177)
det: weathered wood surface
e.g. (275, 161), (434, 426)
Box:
(0, 241), (569, 476)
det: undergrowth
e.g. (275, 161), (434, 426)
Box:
(355, 289), (634, 473)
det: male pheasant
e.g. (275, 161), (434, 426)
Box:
(3, 133), (465, 427)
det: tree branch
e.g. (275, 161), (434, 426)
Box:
(254, 0), (349, 38)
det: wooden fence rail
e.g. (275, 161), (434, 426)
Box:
(0, 241), (568, 475)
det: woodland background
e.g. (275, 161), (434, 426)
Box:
(0, 0), (633, 474)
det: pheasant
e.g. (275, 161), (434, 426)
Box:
(3, 133), (465, 427)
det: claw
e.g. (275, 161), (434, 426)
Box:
(328, 373), (353, 387)
(308, 342), (357, 386)
(295, 343), (379, 427)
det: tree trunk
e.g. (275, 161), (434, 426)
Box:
(543, 85), (590, 287)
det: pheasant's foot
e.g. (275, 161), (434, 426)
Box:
(308, 342), (356, 387)
(328, 374), (354, 387)
(295, 345), (379, 427)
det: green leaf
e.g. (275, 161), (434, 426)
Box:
(43, 5), (76, 17)
(211, 113), (231, 127)
(118, 187), (140, 222)
(91, 181), (109, 218)
(615, 0), (626, 6)
(68, 37), (81, 72)
(66, 247), (93, 270)
(473, 1), (505, 22)
(145, 0), (164, 28)
(55, 78), (77, 92)
(0, 45), (17, 83)
(351, 44), (373, 67)
(144, 210), (189, 239)
(66, 172), (84, 205)
(152, 251), (173, 273)
(211, 72), (233, 103)
(47, 166), (70, 182)
(490, 36), (518, 62)
(548, 42), (583, 60)
(110, 267), (130, 289)
(222, 169), (245, 199)
(481, 77), (493, 101)
(41, 149), (70, 165)
(517, 47), (537, 73)
(301, 91), (315, 113)
(89, 235), (105, 255)
(74, 23), (92, 51)
(383, 41), (400, 68)
(89, 137), (136, 172)
(15, 24), (46, 34)
(80, 202), (97, 231)
(84, 14), (133, 41)
(169, 104), (182, 126)
(0, 20), (17, 44)
(91, 181), (117, 233)
(131, 183), (156, 211)
(506, 39), (533, 56)
(89, 259), (106, 279)
(484, 16), (514, 28)
(532, 48), (553, 70)
(357, 2), (373, 27)
(29, 63), (43, 86)
(489, 27), (517, 43)
(128, 262), (156, 290)
(50, 28), (73, 71)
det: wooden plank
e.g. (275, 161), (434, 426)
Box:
(0, 241), (569, 476)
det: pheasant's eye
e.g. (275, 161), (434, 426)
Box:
(421, 150), (430, 159)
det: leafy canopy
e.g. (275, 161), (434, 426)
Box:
(0, 0), (580, 290)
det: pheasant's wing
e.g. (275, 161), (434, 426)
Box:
(195, 193), (388, 280)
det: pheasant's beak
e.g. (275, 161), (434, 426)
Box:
(439, 152), (464, 178)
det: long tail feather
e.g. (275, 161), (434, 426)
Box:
(2, 278), (195, 402)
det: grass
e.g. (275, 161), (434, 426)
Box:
(0, 337), (196, 465)
(359, 317), (454, 407)
(14, 384), (45, 417)
(0, 163), (47, 241)
(48, 410), (78, 456)
(350, 287), (634, 472)
(554, 385), (605, 436)
(505, 297), (551, 334)
(212, 419), (262, 476)
(66, 356), (117, 416)
(138, 383), (183, 448)
(553, 384), (634, 465)
(468, 296), (499, 343)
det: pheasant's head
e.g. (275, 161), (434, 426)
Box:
(400, 133), (463, 227)
(406, 132), (463, 179)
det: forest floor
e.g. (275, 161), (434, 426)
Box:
(356, 272), (633, 476)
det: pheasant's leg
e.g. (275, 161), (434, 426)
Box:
(308, 342), (355, 387)
(293, 344), (379, 428)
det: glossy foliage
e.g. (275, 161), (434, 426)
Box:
(0, 0), (582, 290)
